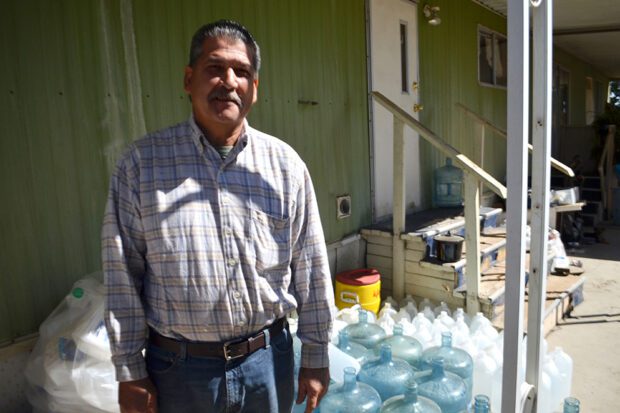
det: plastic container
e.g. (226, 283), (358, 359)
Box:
(433, 302), (452, 317)
(358, 344), (416, 401)
(379, 381), (441, 413)
(413, 357), (469, 413)
(379, 302), (398, 320)
(335, 268), (382, 314)
(400, 294), (417, 310)
(384, 296), (400, 310)
(418, 298), (432, 312)
(329, 343), (361, 383)
(403, 302), (418, 319)
(472, 349), (498, 407)
(337, 330), (370, 363)
(342, 310), (387, 348)
(551, 347), (573, 409)
(320, 367), (382, 413)
(434, 157), (463, 207)
(420, 332), (473, 401)
(562, 397), (580, 413)
(472, 394), (490, 413)
(375, 324), (423, 369)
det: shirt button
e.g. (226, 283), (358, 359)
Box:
(224, 227), (232, 236)
(238, 320), (246, 326)
(232, 290), (241, 299)
(227, 258), (237, 267)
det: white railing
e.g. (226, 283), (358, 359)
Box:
(456, 102), (575, 179)
(371, 91), (507, 315)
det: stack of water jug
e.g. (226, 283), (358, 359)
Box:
(290, 295), (579, 412)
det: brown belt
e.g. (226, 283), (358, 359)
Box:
(148, 318), (287, 361)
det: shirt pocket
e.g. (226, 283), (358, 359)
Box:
(250, 208), (291, 273)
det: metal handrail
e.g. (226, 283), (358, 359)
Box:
(372, 91), (508, 199)
(456, 102), (575, 177)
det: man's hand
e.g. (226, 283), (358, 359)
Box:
(118, 377), (158, 413)
(296, 367), (330, 413)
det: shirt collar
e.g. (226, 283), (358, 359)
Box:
(188, 115), (250, 160)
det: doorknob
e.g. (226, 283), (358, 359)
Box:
(413, 103), (424, 112)
(412, 81), (419, 91)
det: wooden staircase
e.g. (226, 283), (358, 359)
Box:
(361, 206), (585, 334)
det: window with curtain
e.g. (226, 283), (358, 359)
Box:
(478, 26), (507, 88)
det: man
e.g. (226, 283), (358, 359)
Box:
(102, 20), (334, 413)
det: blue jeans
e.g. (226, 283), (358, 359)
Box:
(146, 326), (295, 413)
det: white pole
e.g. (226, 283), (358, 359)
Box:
(502, 0), (530, 411)
(392, 117), (406, 301)
(527, 1), (553, 411)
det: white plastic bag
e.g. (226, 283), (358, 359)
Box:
(24, 275), (119, 413)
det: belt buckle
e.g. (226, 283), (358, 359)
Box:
(223, 339), (246, 361)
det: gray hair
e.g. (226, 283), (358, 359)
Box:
(188, 20), (261, 74)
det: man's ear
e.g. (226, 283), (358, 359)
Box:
(252, 77), (259, 104)
(184, 66), (193, 93)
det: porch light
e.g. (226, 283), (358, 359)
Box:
(423, 4), (441, 26)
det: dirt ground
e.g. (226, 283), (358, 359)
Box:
(545, 226), (620, 412)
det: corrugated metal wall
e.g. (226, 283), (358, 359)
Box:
(416, 0), (611, 204)
(417, 0), (509, 205)
(0, 0), (370, 344)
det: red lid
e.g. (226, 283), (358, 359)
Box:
(336, 268), (381, 286)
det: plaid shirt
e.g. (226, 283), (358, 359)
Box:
(102, 117), (334, 381)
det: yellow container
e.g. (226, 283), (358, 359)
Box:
(334, 268), (381, 314)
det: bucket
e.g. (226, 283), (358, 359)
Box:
(335, 268), (381, 314)
(434, 234), (464, 262)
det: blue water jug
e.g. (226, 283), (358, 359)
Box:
(342, 310), (387, 348)
(319, 367), (382, 413)
(358, 344), (416, 401)
(563, 397), (580, 413)
(375, 324), (423, 368)
(379, 380), (441, 413)
(434, 157), (463, 207)
(338, 329), (370, 362)
(420, 332), (473, 401)
(414, 357), (469, 413)
(473, 394), (490, 413)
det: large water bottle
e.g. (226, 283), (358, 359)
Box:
(358, 344), (416, 401)
(434, 157), (463, 207)
(421, 332), (474, 401)
(472, 394), (490, 413)
(551, 347), (573, 408)
(337, 330), (369, 363)
(472, 349), (498, 406)
(562, 397), (580, 413)
(319, 367), (382, 413)
(375, 324), (423, 368)
(400, 294), (417, 310)
(543, 355), (562, 410)
(342, 310), (387, 348)
(379, 381), (441, 413)
(414, 357), (469, 413)
(433, 302), (452, 317)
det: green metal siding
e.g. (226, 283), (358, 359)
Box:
(554, 47), (610, 127)
(417, 0), (509, 207)
(0, 0), (370, 344)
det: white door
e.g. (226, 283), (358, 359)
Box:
(370, 0), (421, 220)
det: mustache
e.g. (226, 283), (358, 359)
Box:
(208, 88), (243, 108)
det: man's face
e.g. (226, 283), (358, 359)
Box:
(184, 37), (258, 134)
